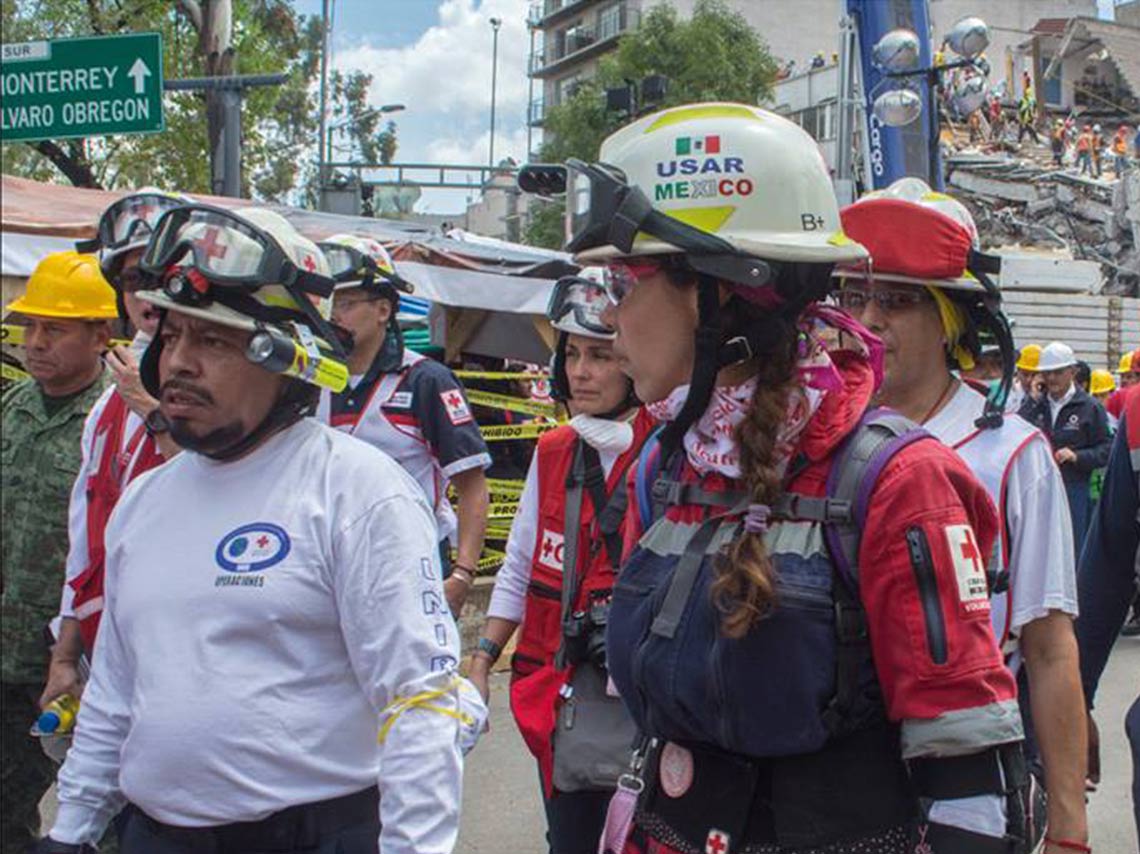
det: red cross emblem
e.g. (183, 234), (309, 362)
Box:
(705, 829), (731, 854)
(537, 529), (564, 572)
(198, 226), (229, 262)
(301, 254), (317, 272)
(257, 535), (270, 549)
(958, 527), (981, 572)
(445, 391), (462, 408)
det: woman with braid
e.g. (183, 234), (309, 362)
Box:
(544, 103), (1035, 854)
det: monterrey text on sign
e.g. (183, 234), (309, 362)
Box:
(0, 32), (164, 143)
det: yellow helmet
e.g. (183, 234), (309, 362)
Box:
(1015, 343), (1042, 371)
(5, 251), (118, 320)
(1117, 349), (1139, 375)
(1090, 369), (1116, 396)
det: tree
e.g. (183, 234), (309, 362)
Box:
(522, 0), (779, 248)
(0, 0), (377, 202)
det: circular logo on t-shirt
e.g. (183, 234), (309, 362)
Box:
(215, 523), (291, 573)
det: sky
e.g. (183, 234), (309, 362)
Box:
(295, 0), (1123, 215)
(294, 0), (533, 214)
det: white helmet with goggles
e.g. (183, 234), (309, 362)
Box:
(547, 267), (614, 341)
(837, 178), (1013, 428)
(77, 188), (196, 288)
(135, 205), (348, 394)
(319, 233), (413, 297)
(549, 102), (866, 279)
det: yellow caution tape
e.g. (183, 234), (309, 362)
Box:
(2, 363), (31, 382)
(479, 421), (560, 441)
(477, 551), (508, 572)
(488, 503), (520, 520)
(486, 478), (525, 498)
(455, 370), (550, 381)
(2, 324), (131, 348)
(466, 389), (559, 419)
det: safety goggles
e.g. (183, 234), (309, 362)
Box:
(318, 242), (412, 293)
(77, 193), (187, 254)
(518, 160), (771, 289)
(140, 204), (334, 298)
(547, 275), (613, 335)
(834, 283), (931, 314)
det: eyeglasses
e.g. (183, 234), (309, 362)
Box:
(835, 286), (930, 314)
(331, 295), (384, 313)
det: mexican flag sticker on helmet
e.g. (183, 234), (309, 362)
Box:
(573, 102), (866, 266)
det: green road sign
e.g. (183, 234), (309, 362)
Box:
(1, 32), (164, 143)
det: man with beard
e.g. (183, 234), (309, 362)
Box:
(1, 252), (117, 851)
(35, 207), (485, 854)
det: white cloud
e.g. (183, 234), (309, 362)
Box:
(426, 125), (531, 165)
(336, 0), (531, 117)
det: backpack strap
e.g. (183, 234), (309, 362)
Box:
(556, 442), (589, 670)
(817, 407), (933, 735)
(634, 426), (665, 531)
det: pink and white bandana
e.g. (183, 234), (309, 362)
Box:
(646, 307), (881, 479)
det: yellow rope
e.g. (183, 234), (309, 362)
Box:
(377, 678), (475, 744)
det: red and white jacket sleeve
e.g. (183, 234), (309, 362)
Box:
(857, 439), (1023, 760)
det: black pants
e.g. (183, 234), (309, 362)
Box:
(542, 783), (611, 854)
(118, 787), (379, 854)
(0, 682), (56, 854)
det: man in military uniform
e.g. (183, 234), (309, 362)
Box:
(1, 251), (116, 852)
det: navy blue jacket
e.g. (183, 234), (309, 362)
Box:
(1019, 387), (1111, 484)
(1075, 401), (1140, 708)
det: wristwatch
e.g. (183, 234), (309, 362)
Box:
(144, 408), (171, 436)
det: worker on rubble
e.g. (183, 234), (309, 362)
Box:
(1018, 83), (1039, 145)
(839, 180), (1087, 851)
(1051, 120), (1066, 167)
(1076, 125), (1093, 176)
(469, 268), (655, 854)
(316, 234), (491, 618)
(1112, 124), (1131, 178)
(562, 101), (1032, 854)
(1091, 125), (1105, 179)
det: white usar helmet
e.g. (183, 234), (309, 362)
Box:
(547, 266), (631, 406)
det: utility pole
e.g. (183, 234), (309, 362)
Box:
(165, 74), (287, 197)
(318, 0), (331, 187)
(489, 17), (502, 169)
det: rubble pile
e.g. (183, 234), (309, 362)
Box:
(944, 153), (1140, 296)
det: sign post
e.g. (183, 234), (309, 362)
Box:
(0, 32), (164, 143)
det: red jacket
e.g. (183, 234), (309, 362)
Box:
(509, 409), (656, 792)
(69, 391), (164, 652)
(621, 352), (1018, 755)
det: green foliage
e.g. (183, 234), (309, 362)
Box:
(522, 0), (778, 249)
(325, 70), (399, 167)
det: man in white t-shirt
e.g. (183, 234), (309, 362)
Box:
(837, 181), (1088, 853)
(35, 207), (484, 854)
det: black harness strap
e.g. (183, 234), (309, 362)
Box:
(556, 443), (588, 670)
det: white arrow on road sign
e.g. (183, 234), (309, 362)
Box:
(128, 58), (151, 94)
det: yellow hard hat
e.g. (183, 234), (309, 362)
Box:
(5, 251), (118, 320)
(1015, 343), (1042, 371)
(1090, 369), (1116, 396)
(1117, 349), (1139, 374)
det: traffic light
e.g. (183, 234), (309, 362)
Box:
(517, 163), (567, 196)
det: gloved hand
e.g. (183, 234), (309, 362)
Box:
(31, 838), (97, 854)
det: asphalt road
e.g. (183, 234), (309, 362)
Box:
(458, 639), (1140, 854)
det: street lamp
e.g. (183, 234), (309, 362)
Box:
(489, 17), (502, 169)
(868, 16), (991, 188)
(326, 103), (405, 165)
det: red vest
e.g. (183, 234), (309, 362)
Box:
(69, 392), (165, 653)
(509, 409), (656, 792)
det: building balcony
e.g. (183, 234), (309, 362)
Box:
(530, 4), (639, 78)
(532, 0), (591, 29)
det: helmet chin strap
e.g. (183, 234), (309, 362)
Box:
(200, 381), (315, 461)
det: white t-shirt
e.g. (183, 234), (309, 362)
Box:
(51, 418), (485, 853)
(924, 383), (1078, 670)
(486, 446), (619, 623)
